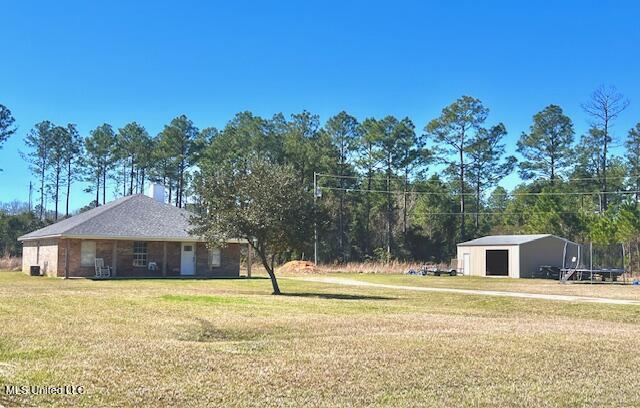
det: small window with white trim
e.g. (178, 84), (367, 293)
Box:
(208, 248), (221, 267)
(133, 242), (148, 267)
(80, 241), (96, 267)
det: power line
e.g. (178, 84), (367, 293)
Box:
(317, 172), (411, 182)
(417, 211), (591, 215)
(316, 172), (640, 184)
(321, 186), (470, 196)
(319, 185), (640, 197)
(559, 174), (639, 182)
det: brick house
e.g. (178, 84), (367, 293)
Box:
(18, 189), (244, 278)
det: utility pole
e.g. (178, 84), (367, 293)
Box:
(313, 172), (318, 266)
(28, 181), (33, 213)
(247, 241), (252, 278)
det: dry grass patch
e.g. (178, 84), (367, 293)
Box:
(0, 257), (20, 271)
(161, 293), (253, 305)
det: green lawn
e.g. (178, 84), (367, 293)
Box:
(1, 271), (640, 407)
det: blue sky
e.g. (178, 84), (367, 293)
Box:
(1, 0), (639, 211)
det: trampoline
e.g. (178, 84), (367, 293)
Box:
(559, 241), (627, 284)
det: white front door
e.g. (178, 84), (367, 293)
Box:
(181, 243), (195, 276)
(463, 253), (470, 276)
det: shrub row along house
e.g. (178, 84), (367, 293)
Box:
(18, 185), (243, 278)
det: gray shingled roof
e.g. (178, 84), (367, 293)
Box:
(18, 195), (202, 241)
(457, 234), (559, 246)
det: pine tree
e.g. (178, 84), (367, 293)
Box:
(282, 111), (321, 187)
(395, 117), (430, 242)
(149, 132), (178, 203)
(63, 124), (82, 217)
(22, 121), (54, 219)
(0, 104), (17, 160)
(116, 122), (152, 195)
(48, 125), (69, 220)
(357, 118), (384, 256)
(84, 124), (116, 206)
(467, 123), (516, 229)
(324, 112), (360, 261)
(517, 105), (574, 181)
(158, 115), (198, 207)
(425, 96), (489, 240)
(626, 123), (640, 205)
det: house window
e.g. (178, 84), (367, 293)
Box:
(80, 241), (96, 267)
(209, 248), (221, 267)
(133, 242), (148, 267)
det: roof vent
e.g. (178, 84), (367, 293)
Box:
(147, 183), (165, 203)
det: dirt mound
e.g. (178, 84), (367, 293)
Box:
(278, 260), (317, 274)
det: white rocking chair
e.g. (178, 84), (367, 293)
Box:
(95, 258), (112, 278)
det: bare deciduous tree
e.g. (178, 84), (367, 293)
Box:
(582, 85), (629, 209)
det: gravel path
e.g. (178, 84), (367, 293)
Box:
(288, 276), (640, 305)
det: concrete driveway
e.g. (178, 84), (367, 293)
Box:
(288, 276), (640, 306)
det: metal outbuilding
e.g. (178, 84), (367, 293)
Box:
(456, 234), (573, 278)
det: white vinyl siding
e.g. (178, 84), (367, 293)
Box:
(209, 248), (221, 267)
(80, 241), (96, 267)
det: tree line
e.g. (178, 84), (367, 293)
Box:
(2, 85), (640, 267)
(16, 115), (202, 221)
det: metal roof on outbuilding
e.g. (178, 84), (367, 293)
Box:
(457, 234), (559, 247)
